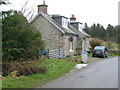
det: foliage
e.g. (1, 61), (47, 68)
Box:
(83, 23), (106, 40)
(114, 25), (120, 44)
(89, 38), (103, 49)
(104, 42), (120, 56)
(2, 58), (77, 88)
(104, 41), (118, 50)
(83, 23), (120, 44)
(2, 61), (47, 77)
(2, 10), (44, 61)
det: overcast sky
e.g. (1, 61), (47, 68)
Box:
(0, 0), (119, 28)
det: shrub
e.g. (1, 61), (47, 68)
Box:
(90, 38), (104, 49)
(2, 10), (44, 62)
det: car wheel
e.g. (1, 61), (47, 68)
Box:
(105, 55), (108, 58)
(92, 54), (95, 57)
(102, 55), (105, 58)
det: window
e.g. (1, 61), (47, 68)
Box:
(62, 17), (68, 28)
(69, 37), (74, 52)
(94, 46), (104, 50)
(69, 42), (73, 52)
(79, 24), (82, 31)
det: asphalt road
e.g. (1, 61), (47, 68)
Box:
(39, 57), (118, 88)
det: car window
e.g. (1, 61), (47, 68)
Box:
(94, 46), (103, 50)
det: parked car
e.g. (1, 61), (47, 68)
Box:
(92, 46), (108, 58)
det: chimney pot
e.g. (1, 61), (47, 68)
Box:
(70, 14), (76, 21)
(38, 0), (48, 14)
(43, 0), (45, 5)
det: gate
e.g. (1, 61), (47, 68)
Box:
(49, 48), (64, 59)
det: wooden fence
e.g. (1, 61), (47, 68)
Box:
(49, 48), (64, 59)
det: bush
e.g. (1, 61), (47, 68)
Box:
(90, 38), (104, 49)
(2, 10), (44, 62)
(2, 61), (47, 77)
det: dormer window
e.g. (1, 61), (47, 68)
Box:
(69, 22), (82, 31)
(52, 15), (68, 28)
(78, 23), (83, 31)
(62, 17), (68, 28)
(69, 14), (83, 31)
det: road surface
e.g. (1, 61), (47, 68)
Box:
(39, 57), (118, 88)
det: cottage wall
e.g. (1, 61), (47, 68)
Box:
(31, 15), (63, 50)
(82, 37), (90, 51)
(31, 14), (81, 57)
(76, 37), (82, 53)
(73, 36), (77, 55)
(63, 35), (77, 56)
(84, 37), (90, 51)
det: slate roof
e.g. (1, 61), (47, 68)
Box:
(81, 30), (91, 37)
(30, 12), (90, 37)
(68, 23), (86, 37)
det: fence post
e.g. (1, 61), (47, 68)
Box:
(47, 49), (49, 58)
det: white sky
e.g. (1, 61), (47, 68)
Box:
(0, 0), (119, 28)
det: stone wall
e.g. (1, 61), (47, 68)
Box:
(31, 15), (62, 50)
(63, 35), (77, 57)
(82, 37), (90, 51)
(84, 37), (90, 51)
(76, 37), (82, 53)
(31, 14), (79, 57)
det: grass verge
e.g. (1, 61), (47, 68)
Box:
(3, 55), (117, 88)
(2, 58), (78, 88)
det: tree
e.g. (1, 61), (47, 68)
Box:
(114, 25), (120, 44)
(2, 10), (44, 61)
(106, 24), (115, 38)
(96, 23), (106, 40)
(83, 23), (110, 41)
(83, 23), (89, 33)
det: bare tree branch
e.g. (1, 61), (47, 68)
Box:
(28, 10), (34, 22)
(20, 0), (34, 21)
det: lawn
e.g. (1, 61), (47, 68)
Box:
(2, 57), (79, 88)
(2, 54), (118, 88)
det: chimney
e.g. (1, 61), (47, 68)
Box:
(70, 14), (76, 21)
(38, 0), (48, 14)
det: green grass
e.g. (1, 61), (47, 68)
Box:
(2, 58), (78, 88)
(64, 55), (81, 60)
(3, 54), (118, 88)
(0, 79), (2, 89)
(108, 53), (120, 57)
